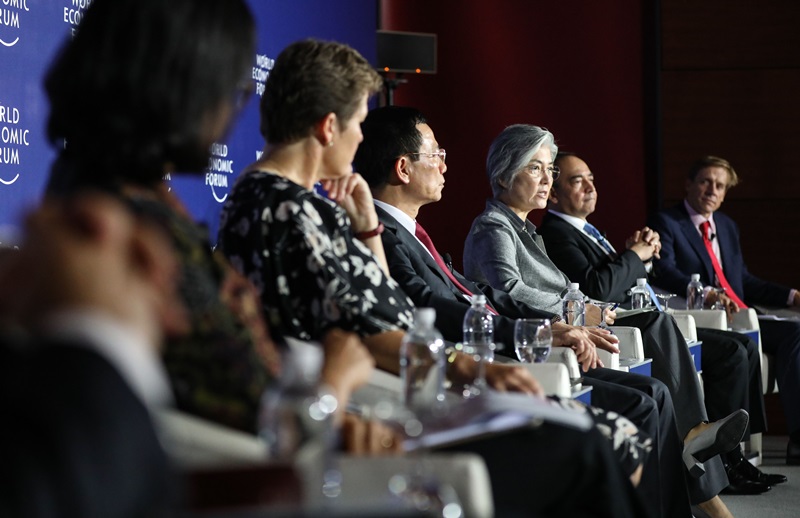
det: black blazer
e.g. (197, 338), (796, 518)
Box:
(538, 212), (647, 304)
(0, 338), (173, 517)
(376, 205), (555, 350)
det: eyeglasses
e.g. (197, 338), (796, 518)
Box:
(523, 163), (560, 180)
(407, 149), (447, 164)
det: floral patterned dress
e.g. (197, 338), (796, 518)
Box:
(217, 172), (651, 476)
(218, 171), (415, 341)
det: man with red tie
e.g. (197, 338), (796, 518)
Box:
(649, 155), (800, 465)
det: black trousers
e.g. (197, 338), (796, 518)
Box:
(697, 327), (766, 437)
(615, 311), (707, 437)
(610, 313), (732, 504)
(443, 422), (649, 518)
(760, 319), (800, 436)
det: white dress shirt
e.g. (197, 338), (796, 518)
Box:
(374, 199), (436, 262)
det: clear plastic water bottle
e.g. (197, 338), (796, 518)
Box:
(562, 282), (586, 326)
(258, 343), (341, 501)
(686, 273), (704, 310)
(400, 308), (446, 412)
(462, 294), (494, 398)
(630, 278), (650, 310)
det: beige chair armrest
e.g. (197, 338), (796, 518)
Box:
(673, 309), (726, 330)
(596, 348), (620, 370)
(154, 409), (269, 469)
(611, 326), (644, 361)
(546, 346), (581, 385)
(524, 362), (571, 398)
(327, 453), (494, 518)
(670, 313), (698, 342)
(731, 307), (759, 332)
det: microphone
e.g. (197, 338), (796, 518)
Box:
(442, 252), (454, 273)
(709, 233), (716, 241)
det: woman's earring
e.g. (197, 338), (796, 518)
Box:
(328, 140), (334, 147)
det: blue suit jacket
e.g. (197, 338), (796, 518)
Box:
(648, 203), (789, 307)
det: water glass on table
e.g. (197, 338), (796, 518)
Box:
(514, 318), (552, 363)
(654, 293), (676, 313)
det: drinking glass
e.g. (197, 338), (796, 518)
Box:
(654, 293), (676, 313)
(514, 318), (552, 363)
(593, 302), (616, 330)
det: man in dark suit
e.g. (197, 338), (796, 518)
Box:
(648, 155), (800, 465)
(0, 194), (181, 517)
(541, 152), (783, 492)
(354, 106), (748, 518)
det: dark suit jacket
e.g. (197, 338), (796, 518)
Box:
(0, 338), (173, 517)
(376, 206), (555, 350)
(648, 203), (790, 307)
(538, 212), (647, 304)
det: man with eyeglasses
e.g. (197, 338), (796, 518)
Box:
(648, 155), (800, 467)
(540, 151), (784, 493)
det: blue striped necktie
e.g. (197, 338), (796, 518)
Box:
(583, 222), (614, 254)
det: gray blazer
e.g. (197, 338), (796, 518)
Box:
(463, 198), (571, 314)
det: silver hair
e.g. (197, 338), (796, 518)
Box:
(486, 124), (558, 196)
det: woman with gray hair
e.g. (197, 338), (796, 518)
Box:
(464, 124), (567, 313)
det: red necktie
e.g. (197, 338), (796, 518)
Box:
(699, 221), (747, 309)
(414, 222), (498, 315)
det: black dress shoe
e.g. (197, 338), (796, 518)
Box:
(722, 460), (772, 495)
(788, 440), (800, 466)
(735, 460), (789, 486)
(734, 458), (788, 485)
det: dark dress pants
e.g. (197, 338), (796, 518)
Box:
(615, 311), (707, 437)
(697, 327), (766, 436)
(605, 314), (731, 504)
(759, 319), (800, 437)
(443, 422), (649, 518)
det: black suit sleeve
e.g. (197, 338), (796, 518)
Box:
(380, 224), (553, 353)
(0, 342), (173, 518)
(539, 216), (647, 303)
(380, 225), (480, 343)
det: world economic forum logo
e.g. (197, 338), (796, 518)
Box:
(0, 103), (28, 186)
(0, 0), (30, 48)
(206, 143), (235, 203)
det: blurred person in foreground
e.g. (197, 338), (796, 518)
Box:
(0, 194), (182, 517)
(42, 0), (398, 453)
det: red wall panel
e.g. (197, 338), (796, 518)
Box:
(381, 0), (648, 271)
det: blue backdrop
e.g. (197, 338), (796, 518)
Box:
(0, 0), (377, 245)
